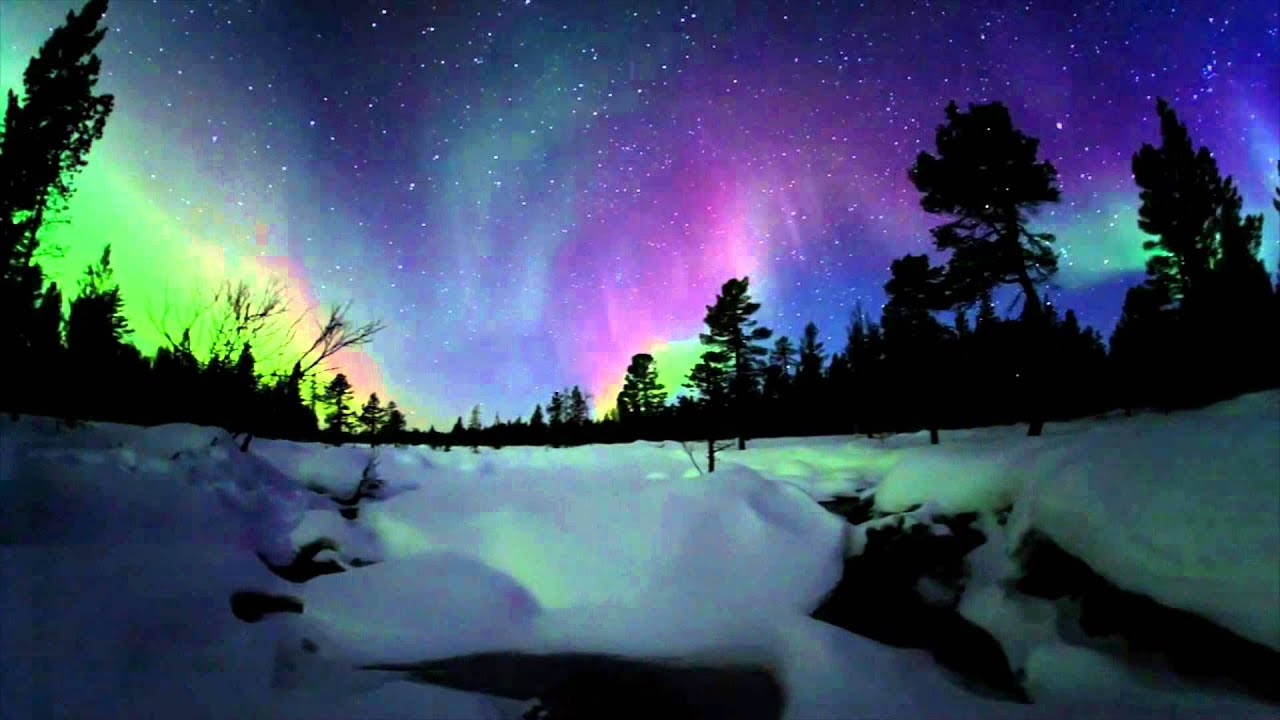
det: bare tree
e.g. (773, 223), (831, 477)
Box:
(205, 277), (291, 365)
(149, 279), (384, 378)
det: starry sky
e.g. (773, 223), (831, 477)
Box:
(2, 0), (1277, 429)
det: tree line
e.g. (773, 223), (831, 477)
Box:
(4, 1), (1277, 459)
(449, 100), (1277, 460)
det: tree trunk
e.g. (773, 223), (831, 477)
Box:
(929, 427), (940, 445)
(737, 435), (746, 451)
(707, 438), (716, 473)
(1013, 259), (1047, 439)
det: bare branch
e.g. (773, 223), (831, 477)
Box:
(292, 300), (387, 377)
(679, 440), (704, 476)
(201, 277), (293, 364)
(147, 286), (218, 359)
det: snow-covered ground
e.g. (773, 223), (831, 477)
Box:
(1, 392), (1277, 719)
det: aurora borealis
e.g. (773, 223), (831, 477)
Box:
(2, 0), (1277, 428)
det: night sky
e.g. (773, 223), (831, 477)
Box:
(2, 0), (1277, 428)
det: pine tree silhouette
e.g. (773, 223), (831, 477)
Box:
(382, 401), (406, 443)
(795, 321), (826, 413)
(322, 374), (354, 438)
(882, 254), (951, 443)
(1132, 99), (1223, 314)
(359, 393), (387, 440)
(698, 278), (772, 447)
(1, 0), (115, 385)
(617, 353), (665, 425)
(909, 100), (1062, 436)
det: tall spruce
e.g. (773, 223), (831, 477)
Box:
(881, 254), (951, 443)
(359, 393), (387, 438)
(696, 277), (773, 449)
(763, 335), (796, 406)
(382, 401), (406, 441)
(1132, 99), (1224, 314)
(322, 373), (353, 436)
(568, 386), (590, 426)
(795, 321), (826, 400)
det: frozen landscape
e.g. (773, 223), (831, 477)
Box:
(2, 391), (1277, 719)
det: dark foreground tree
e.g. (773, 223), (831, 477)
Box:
(696, 276), (773, 450)
(616, 353), (666, 425)
(323, 373), (354, 437)
(881, 254), (950, 443)
(908, 100), (1062, 436)
(1131, 99), (1223, 314)
(1, 0), (115, 414)
(359, 393), (387, 440)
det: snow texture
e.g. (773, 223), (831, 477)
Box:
(2, 391), (1277, 718)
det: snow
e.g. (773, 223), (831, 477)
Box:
(1008, 394), (1280, 652)
(2, 391), (1278, 718)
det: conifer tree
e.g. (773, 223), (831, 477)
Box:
(909, 100), (1061, 435)
(529, 403), (546, 432)
(568, 386), (590, 426)
(322, 373), (353, 436)
(467, 404), (483, 451)
(694, 277), (772, 449)
(763, 336), (796, 406)
(1, 0), (115, 361)
(1132, 99), (1224, 313)
(65, 244), (131, 372)
(547, 391), (565, 426)
(382, 401), (406, 441)
(617, 353), (665, 421)
(358, 393), (387, 438)
(882, 253), (951, 443)
(1109, 283), (1174, 413)
(795, 321), (826, 401)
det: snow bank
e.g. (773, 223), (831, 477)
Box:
(1009, 392), (1280, 651)
(3, 392), (1277, 719)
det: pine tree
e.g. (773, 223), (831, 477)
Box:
(1132, 99), (1224, 314)
(685, 352), (732, 410)
(529, 403), (546, 431)
(1206, 175), (1271, 392)
(547, 391), (565, 426)
(795, 321), (826, 401)
(1109, 283), (1175, 413)
(617, 353), (665, 421)
(322, 373), (353, 436)
(382, 401), (406, 441)
(65, 243), (136, 421)
(568, 386), (590, 425)
(909, 100), (1062, 436)
(467, 404), (483, 452)
(882, 254), (951, 443)
(358, 393), (387, 438)
(1, 0), (115, 366)
(763, 336), (796, 405)
(700, 278), (773, 419)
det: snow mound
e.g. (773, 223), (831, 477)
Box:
(1010, 392), (1280, 651)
